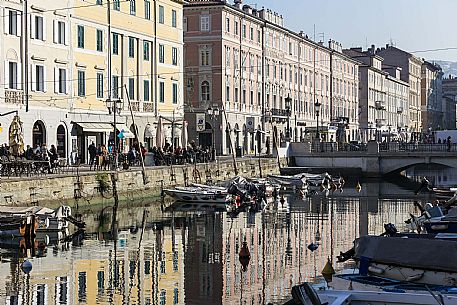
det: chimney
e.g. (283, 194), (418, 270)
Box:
(242, 4), (252, 14)
(370, 44), (375, 55)
(386, 44), (389, 49)
(234, 0), (242, 9)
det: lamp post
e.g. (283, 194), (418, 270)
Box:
(285, 95), (292, 141)
(314, 100), (321, 140)
(106, 99), (123, 169)
(207, 106), (219, 161)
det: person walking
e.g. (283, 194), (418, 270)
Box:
(88, 142), (97, 170)
(447, 136), (452, 152)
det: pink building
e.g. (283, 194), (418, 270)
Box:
(184, 0), (360, 156)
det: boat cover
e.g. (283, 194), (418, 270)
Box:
(354, 236), (457, 272)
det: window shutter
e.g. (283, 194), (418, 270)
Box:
(30, 14), (35, 39)
(16, 64), (22, 90)
(4, 61), (9, 89)
(54, 68), (58, 93)
(65, 69), (69, 94)
(31, 64), (36, 92)
(42, 17), (47, 41)
(16, 12), (22, 37)
(64, 22), (69, 45)
(53, 20), (57, 43)
(3, 9), (8, 35)
(43, 66), (47, 92)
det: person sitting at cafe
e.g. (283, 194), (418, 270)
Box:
(24, 145), (34, 160)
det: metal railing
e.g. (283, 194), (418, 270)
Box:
(379, 143), (457, 152)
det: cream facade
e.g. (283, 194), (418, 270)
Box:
(0, 0), (184, 162)
(421, 61), (443, 132)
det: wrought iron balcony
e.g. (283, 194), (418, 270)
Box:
(5, 90), (24, 105)
(270, 108), (291, 117)
(375, 100), (386, 110)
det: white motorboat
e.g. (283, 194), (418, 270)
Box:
(284, 282), (457, 305)
(163, 187), (232, 205)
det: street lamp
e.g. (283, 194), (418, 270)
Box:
(106, 98), (123, 168)
(314, 100), (321, 140)
(285, 94), (292, 141)
(207, 106), (220, 161)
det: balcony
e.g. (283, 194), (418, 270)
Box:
(5, 90), (24, 105)
(375, 100), (386, 110)
(130, 101), (140, 112)
(143, 102), (154, 113)
(271, 108), (290, 117)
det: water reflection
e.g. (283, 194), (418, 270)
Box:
(0, 180), (418, 305)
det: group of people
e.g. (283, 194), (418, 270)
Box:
(149, 140), (213, 166)
(0, 143), (60, 173)
(88, 141), (147, 170)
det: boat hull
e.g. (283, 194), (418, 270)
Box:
(164, 189), (232, 204)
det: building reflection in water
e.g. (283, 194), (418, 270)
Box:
(0, 188), (416, 305)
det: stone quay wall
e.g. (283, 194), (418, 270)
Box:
(0, 158), (283, 208)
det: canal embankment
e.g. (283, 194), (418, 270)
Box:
(0, 158), (284, 208)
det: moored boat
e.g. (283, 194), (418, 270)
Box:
(163, 187), (232, 205)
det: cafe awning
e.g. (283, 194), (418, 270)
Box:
(74, 122), (113, 133)
(116, 124), (135, 139)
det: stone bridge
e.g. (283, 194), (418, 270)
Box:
(287, 142), (457, 177)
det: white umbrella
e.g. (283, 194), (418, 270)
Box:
(181, 119), (188, 148)
(155, 117), (164, 149)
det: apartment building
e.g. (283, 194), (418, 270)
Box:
(441, 76), (457, 130)
(184, 0), (360, 155)
(344, 46), (409, 142)
(421, 61), (443, 131)
(0, 0), (184, 161)
(376, 45), (423, 138)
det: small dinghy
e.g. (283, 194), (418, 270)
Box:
(163, 187), (232, 205)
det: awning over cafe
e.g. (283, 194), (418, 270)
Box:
(116, 124), (135, 139)
(74, 122), (113, 133)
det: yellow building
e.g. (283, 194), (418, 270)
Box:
(0, 0), (184, 162)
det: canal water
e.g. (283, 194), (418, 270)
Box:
(0, 169), (450, 305)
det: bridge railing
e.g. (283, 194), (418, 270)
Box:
(308, 142), (457, 153)
(379, 143), (457, 152)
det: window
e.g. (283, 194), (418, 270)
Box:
(159, 5), (164, 24)
(96, 29), (103, 52)
(159, 82), (165, 103)
(112, 33), (119, 55)
(172, 83), (178, 104)
(172, 9), (177, 27)
(143, 41), (150, 60)
(226, 18), (230, 32)
(200, 15), (210, 32)
(113, 0), (120, 11)
(160, 290), (166, 305)
(172, 47), (178, 66)
(145, 0), (151, 20)
(57, 21), (66, 44)
(226, 86), (230, 101)
(257, 30), (261, 43)
(7, 10), (20, 36)
(128, 78), (135, 100)
(77, 70), (85, 97)
(96, 0), (102, 4)
(77, 25), (84, 48)
(112, 75), (119, 98)
(201, 81), (210, 102)
(234, 20), (238, 35)
(234, 87), (238, 103)
(144, 80), (150, 101)
(34, 16), (44, 40)
(201, 50), (210, 66)
(173, 288), (179, 304)
(128, 37), (135, 57)
(130, 0), (136, 15)
(57, 68), (66, 94)
(159, 44), (164, 63)
(250, 27), (254, 40)
(183, 17), (188, 32)
(7, 62), (18, 89)
(35, 65), (45, 92)
(242, 24), (246, 38)
(96, 73), (104, 98)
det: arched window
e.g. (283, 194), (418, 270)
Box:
(201, 81), (210, 102)
(56, 125), (66, 157)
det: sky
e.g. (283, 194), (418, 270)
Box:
(253, 0), (457, 62)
